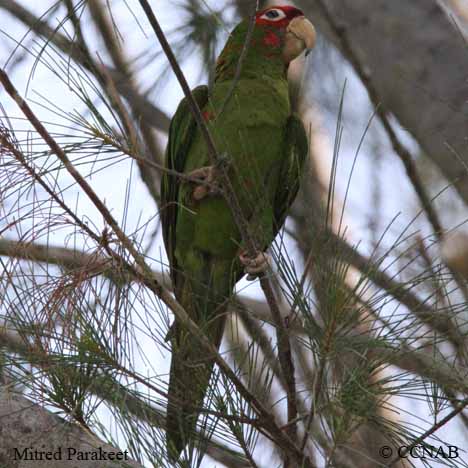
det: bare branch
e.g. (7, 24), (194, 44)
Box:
(86, 0), (162, 203)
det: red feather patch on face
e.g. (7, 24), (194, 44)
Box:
(263, 30), (281, 48)
(256, 6), (304, 28)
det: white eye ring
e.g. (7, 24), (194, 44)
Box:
(260, 8), (286, 21)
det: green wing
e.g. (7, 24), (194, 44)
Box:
(161, 86), (209, 289)
(273, 114), (308, 236)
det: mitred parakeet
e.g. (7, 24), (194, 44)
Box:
(161, 5), (315, 459)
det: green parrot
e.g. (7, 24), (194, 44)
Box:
(161, 5), (315, 459)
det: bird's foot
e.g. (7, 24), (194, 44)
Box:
(187, 166), (219, 201)
(239, 250), (271, 281)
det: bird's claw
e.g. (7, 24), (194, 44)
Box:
(239, 250), (271, 280)
(187, 165), (219, 201)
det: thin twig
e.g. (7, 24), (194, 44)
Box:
(0, 129), (104, 250)
(289, 221), (465, 349)
(87, 0), (162, 202)
(94, 128), (219, 187)
(299, 355), (325, 454)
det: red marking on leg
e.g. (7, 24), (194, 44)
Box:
(263, 31), (281, 48)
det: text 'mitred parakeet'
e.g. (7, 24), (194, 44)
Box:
(161, 5), (315, 459)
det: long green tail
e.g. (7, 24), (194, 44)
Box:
(166, 272), (228, 461)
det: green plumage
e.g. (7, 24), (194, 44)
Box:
(161, 17), (308, 459)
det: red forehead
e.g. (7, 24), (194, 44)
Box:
(255, 6), (304, 27)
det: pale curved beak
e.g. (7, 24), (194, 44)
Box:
(287, 16), (316, 55)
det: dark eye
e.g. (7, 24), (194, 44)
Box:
(260, 9), (286, 21)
